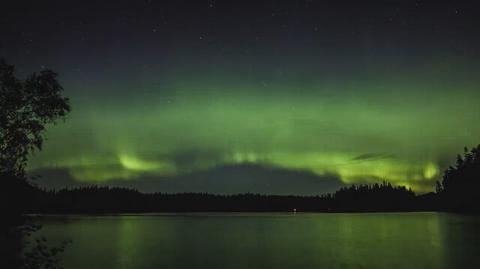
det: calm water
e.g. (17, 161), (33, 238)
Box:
(31, 213), (480, 269)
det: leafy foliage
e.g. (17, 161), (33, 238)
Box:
(21, 224), (71, 269)
(1, 59), (71, 269)
(0, 59), (70, 177)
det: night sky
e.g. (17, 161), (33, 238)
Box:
(2, 0), (480, 194)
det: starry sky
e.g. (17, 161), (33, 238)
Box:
(2, 0), (480, 194)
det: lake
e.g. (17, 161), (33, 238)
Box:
(31, 212), (480, 269)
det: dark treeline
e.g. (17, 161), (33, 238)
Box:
(8, 180), (430, 214)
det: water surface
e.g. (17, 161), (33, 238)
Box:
(32, 213), (480, 269)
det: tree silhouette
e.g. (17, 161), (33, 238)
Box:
(0, 58), (70, 178)
(437, 145), (480, 211)
(1, 59), (71, 269)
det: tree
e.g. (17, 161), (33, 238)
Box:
(1, 59), (71, 269)
(0, 59), (70, 178)
(437, 145), (480, 211)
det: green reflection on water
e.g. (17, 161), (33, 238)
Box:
(32, 213), (480, 269)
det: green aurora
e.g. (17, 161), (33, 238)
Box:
(26, 62), (480, 193)
(4, 1), (479, 193)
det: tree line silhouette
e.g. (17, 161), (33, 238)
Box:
(6, 181), (426, 213)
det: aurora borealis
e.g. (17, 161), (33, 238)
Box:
(2, 0), (480, 193)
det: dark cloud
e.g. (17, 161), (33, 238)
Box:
(166, 149), (225, 170)
(351, 153), (393, 162)
(29, 168), (85, 189)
